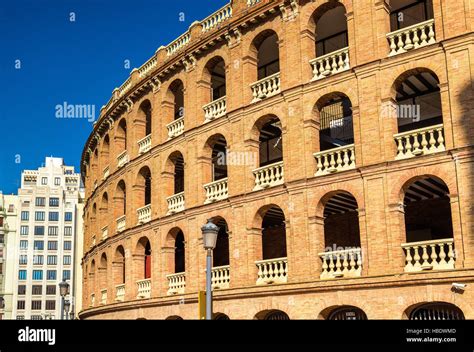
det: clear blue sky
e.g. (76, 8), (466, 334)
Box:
(0, 0), (228, 194)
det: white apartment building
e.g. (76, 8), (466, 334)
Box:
(0, 192), (19, 320)
(11, 157), (84, 320)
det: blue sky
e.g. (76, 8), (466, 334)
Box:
(0, 0), (228, 194)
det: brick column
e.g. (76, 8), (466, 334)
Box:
(308, 215), (324, 279)
(246, 227), (263, 286)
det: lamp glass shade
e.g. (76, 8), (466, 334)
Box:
(64, 300), (71, 312)
(201, 220), (219, 250)
(59, 280), (69, 296)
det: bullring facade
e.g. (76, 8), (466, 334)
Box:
(79, 0), (474, 320)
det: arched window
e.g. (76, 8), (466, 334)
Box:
(313, 3), (348, 56)
(136, 237), (152, 280)
(256, 32), (280, 80)
(117, 119), (127, 151)
(409, 302), (464, 320)
(206, 57), (226, 102)
(102, 134), (110, 167)
(327, 306), (367, 320)
(175, 230), (185, 274)
(116, 180), (127, 217)
(170, 80), (184, 120)
(212, 217), (230, 268)
(255, 309), (290, 320)
(165, 228), (186, 295)
(114, 245), (126, 285)
(99, 253), (108, 294)
(137, 166), (152, 207)
(170, 152), (184, 195)
(259, 117), (283, 167)
(389, 0), (433, 31)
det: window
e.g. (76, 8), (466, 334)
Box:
(20, 240), (28, 250)
(64, 226), (72, 236)
(47, 255), (57, 265)
(46, 285), (56, 295)
(35, 197), (46, 207)
(54, 177), (61, 186)
(33, 255), (44, 265)
(35, 211), (45, 221)
(63, 255), (71, 265)
(46, 300), (56, 310)
(31, 315), (42, 320)
(21, 211), (29, 221)
(31, 301), (42, 310)
(33, 241), (44, 250)
(20, 226), (29, 236)
(41, 177), (48, 185)
(48, 241), (58, 250)
(62, 270), (71, 280)
(46, 270), (57, 281)
(32, 285), (42, 295)
(64, 212), (73, 222)
(48, 212), (59, 221)
(18, 285), (26, 295)
(16, 315), (25, 320)
(8, 204), (15, 212)
(32, 270), (43, 280)
(17, 301), (25, 310)
(19, 255), (28, 265)
(63, 241), (72, 251)
(49, 197), (60, 207)
(34, 226), (44, 236)
(18, 270), (27, 280)
(48, 226), (58, 236)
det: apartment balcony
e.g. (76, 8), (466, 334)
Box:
(100, 289), (107, 305)
(90, 293), (95, 308)
(211, 265), (230, 290)
(319, 248), (362, 280)
(167, 192), (185, 215)
(402, 238), (455, 273)
(116, 215), (126, 233)
(310, 47), (350, 81)
(253, 161), (284, 190)
(136, 278), (151, 299)
(167, 117), (184, 139)
(203, 178), (228, 204)
(115, 284), (125, 302)
(387, 19), (435, 57)
(102, 166), (110, 180)
(101, 226), (108, 241)
(255, 257), (288, 285)
(117, 150), (129, 168)
(138, 134), (152, 154)
(203, 96), (227, 122)
(313, 144), (355, 176)
(137, 204), (151, 224)
(394, 124), (445, 160)
(251, 72), (281, 103)
(166, 272), (185, 295)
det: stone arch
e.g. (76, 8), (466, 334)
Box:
(113, 245), (126, 285)
(254, 309), (290, 320)
(403, 301), (465, 320)
(135, 236), (152, 280)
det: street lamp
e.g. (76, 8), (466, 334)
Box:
(201, 219), (219, 320)
(64, 300), (71, 321)
(58, 280), (69, 320)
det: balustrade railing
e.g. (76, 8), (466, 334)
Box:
(167, 192), (185, 214)
(387, 19), (436, 56)
(203, 96), (227, 121)
(310, 47), (350, 81)
(401, 238), (455, 272)
(166, 272), (186, 295)
(394, 124), (445, 160)
(253, 161), (284, 190)
(137, 204), (151, 224)
(138, 134), (152, 154)
(211, 265), (230, 289)
(115, 284), (125, 302)
(319, 248), (362, 279)
(255, 257), (288, 285)
(117, 150), (129, 168)
(100, 289), (107, 305)
(136, 278), (151, 299)
(201, 3), (232, 32)
(116, 215), (126, 233)
(166, 117), (185, 139)
(204, 178), (228, 204)
(313, 144), (355, 176)
(251, 72), (281, 103)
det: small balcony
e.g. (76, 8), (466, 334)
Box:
(203, 96), (227, 122)
(117, 150), (129, 168)
(138, 134), (152, 154)
(394, 124), (445, 160)
(401, 238), (455, 273)
(166, 117), (184, 139)
(101, 226), (108, 241)
(91, 235), (96, 247)
(102, 166), (109, 180)
(166, 272), (185, 295)
(211, 265), (230, 290)
(137, 204), (151, 224)
(115, 284), (125, 302)
(90, 293), (95, 308)
(203, 178), (228, 204)
(255, 257), (288, 285)
(116, 215), (126, 233)
(319, 248), (362, 279)
(251, 72), (281, 103)
(253, 161), (284, 190)
(387, 19), (435, 57)
(313, 144), (355, 176)
(310, 47), (350, 81)
(100, 289), (107, 305)
(136, 278), (151, 299)
(167, 192), (185, 215)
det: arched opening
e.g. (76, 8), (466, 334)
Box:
(165, 152), (185, 214)
(258, 117), (283, 168)
(261, 206), (287, 260)
(255, 309), (290, 320)
(102, 134), (110, 167)
(136, 237), (152, 280)
(100, 193), (108, 230)
(402, 176), (455, 271)
(165, 228), (186, 295)
(327, 306), (367, 320)
(115, 180), (127, 217)
(389, 0), (434, 31)
(213, 312), (230, 320)
(114, 245), (126, 285)
(321, 192), (361, 279)
(99, 253), (108, 292)
(170, 80), (184, 120)
(313, 3), (348, 57)
(205, 134), (228, 185)
(117, 119), (127, 151)
(136, 100), (152, 144)
(165, 315), (183, 320)
(136, 166), (152, 207)
(408, 302), (464, 320)
(174, 231), (185, 274)
(211, 217), (230, 267)
(169, 152), (184, 195)
(89, 259), (96, 305)
(255, 32), (280, 80)
(205, 57), (226, 102)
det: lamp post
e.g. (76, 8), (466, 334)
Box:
(58, 280), (69, 320)
(64, 300), (71, 321)
(201, 219), (219, 320)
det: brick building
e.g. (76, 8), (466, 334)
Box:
(79, 0), (474, 320)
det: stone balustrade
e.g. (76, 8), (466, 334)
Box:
(102, 166), (109, 180)
(313, 144), (356, 176)
(90, 293), (95, 307)
(401, 238), (455, 272)
(201, 3), (232, 32)
(255, 257), (288, 285)
(137, 204), (151, 224)
(319, 248), (362, 279)
(100, 289), (107, 305)
(203, 96), (227, 121)
(253, 161), (284, 190)
(118, 77), (132, 97)
(211, 265), (230, 289)
(117, 150), (129, 168)
(116, 215), (126, 233)
(203, 178), (228, 204)
(138, 56), (158, 78)
(166, 272), (186, 295)
(101, 226), (108, 240)
(167, 192), (185, 215)
(166, 117), (185, 139)
(387, 19), (436, 56)
(310, 47), (350, 81)
(251, 72), (281, 103)
(136, 278), (151, 299)
(115, 284), (125, 302)
(138, 134), (152, 154)
(247, 0), (261, 6)
(394, 124), (445, 160)
(167, 33), (191, 56)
